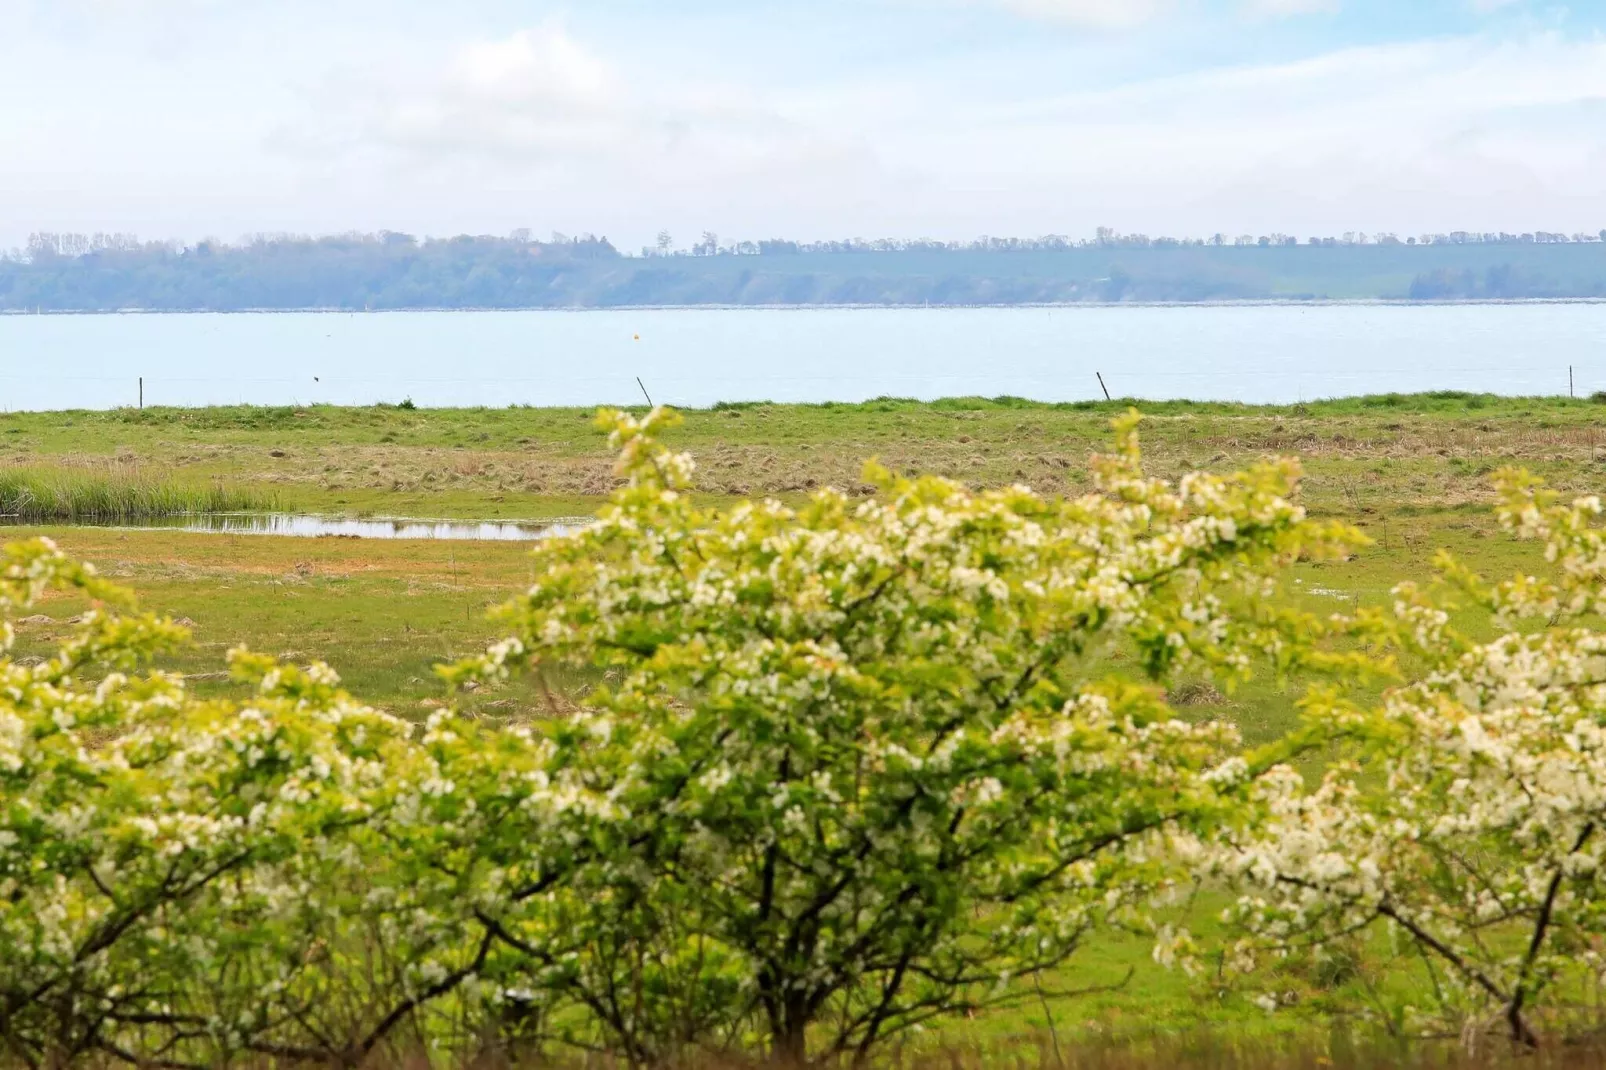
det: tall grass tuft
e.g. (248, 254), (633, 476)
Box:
(0, 467), (275, 522)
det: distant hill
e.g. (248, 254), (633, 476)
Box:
(4, 231), (1606, 311)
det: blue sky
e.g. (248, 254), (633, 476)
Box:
(1, 0), (1603, 250)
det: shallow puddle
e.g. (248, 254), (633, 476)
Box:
(2, 513), (581, 542)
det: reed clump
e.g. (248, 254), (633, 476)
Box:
(0, 466), (274, 522)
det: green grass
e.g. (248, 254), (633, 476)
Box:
(2, 393), (1602, 1055)
(0, 391), (1575, 740)
(0, 526), (544, 717)
(4, 392), (1605, 522)
(0, 466), (273, 522)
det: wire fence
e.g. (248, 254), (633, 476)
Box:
(0, 366), (1594, 413)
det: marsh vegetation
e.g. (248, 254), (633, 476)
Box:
(6, 394), (1606, 1068)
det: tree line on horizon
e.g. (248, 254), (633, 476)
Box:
(651, 225), (1606, 258)
(16, 225), (1606, 264)
(3, 227), (1605, 310)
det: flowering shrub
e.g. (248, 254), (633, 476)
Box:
(0, 539), (489, 1068)
(3, 407), (1456, 1067)
(446, 407), (1365, 1063)
(1212, 470), (1606, 1047)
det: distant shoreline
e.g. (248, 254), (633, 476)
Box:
(6, 297), (1606, 315)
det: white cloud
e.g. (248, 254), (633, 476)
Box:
(334, 28), (1606, 243)
(3, 3), (1605, 249)
(332, 22), (850, 183)
(261, 22), (879, 246)
(0, 0), (221, 32)
(450, 27), (616, 111)
(970, 0), (1336, 26)
(987, 0), (1173, 28)
(1240, 0), (1339, 17)
(882, 33), (1606, 237)
(361, 24), (632, 160)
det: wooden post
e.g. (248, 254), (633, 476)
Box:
(1570, 365), (1574, 398)
(1096, 372), (1111, 402)
(138, 377), (143, 410)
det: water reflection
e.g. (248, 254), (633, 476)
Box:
(5, 513), (581, 542)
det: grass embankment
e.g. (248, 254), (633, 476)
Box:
(0, 391), (1601, 1054)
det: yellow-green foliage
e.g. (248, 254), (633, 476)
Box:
(1210, 472), (1606, 1048)
(3, 409), (1605, 1068)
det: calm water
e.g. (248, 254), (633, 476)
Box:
(1, 304), (1603, 410)
(0, 514), (574, 541)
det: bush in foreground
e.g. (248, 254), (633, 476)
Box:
(1210, 470), (1606, 1047)
(0, 541), (485, 1067)
(440, 408), (1365, 1063)
(7, 408), (1606, 1066)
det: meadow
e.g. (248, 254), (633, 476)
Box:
(0, 391), (1582, 727)
(5, 392), (1606, 521)
(2, 392), (1603, 1065)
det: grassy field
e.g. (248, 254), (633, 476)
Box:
(0, 391), (1581, 719)
(2, 391), (1598, 1052)
(2, 392), (1605, 520)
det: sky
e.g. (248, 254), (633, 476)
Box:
(2, 0), (1604, 252)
